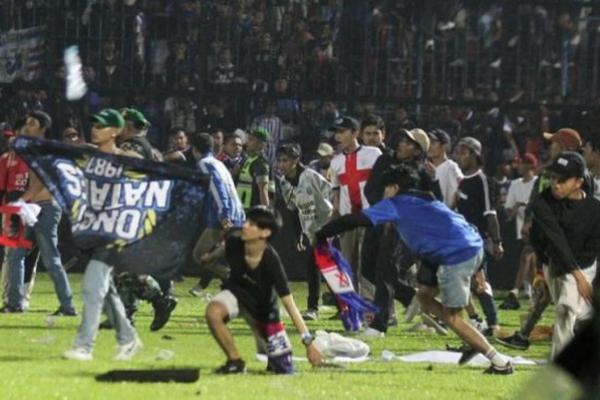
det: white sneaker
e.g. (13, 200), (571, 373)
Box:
(361, 327), (385, 338)
(114, 336), (143, 361)
(188, 285), (204, 298)
(63, 347), (93, 361)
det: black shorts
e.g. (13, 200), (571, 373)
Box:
(417, 260), (439, 287)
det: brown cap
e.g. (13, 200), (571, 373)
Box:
(542, 128), (582, 150)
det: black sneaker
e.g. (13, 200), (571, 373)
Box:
(0, 305), (24, 313)
(52, 307), (78, 316)
(150, 296), (178, 331)
(301, 309), (318, 321)
(447, 344), (479, 365)
(215, 359), (246, 374)
(483, 361), (514, 375)
(499, 293), (520, 310)
(495, 332), (530, 351)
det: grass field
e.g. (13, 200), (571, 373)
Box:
(0, 274), (556, 400)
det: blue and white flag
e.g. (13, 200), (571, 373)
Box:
(12, 136), (207, 278)
(314, 242), (379, 331)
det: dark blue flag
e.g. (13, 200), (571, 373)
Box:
(12, 136), (207, 279)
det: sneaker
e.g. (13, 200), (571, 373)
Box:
(496, 332), (530, 351)
(52, 307), (78, 317)
(215, 359), (246, 374)
(188, 284), (205, 298)
(150, 296), (178, 331)
(483, 361), (514, 375)
(483, 326), (499, 338)
(499, 293), (520, 310)
(0, 305), (24, 313)
(458, 345), (479, 365)
(361, 327), (385, 338)
(387, 316), (398, 327)
(468, 316), (488, 333)
(113, 336), (143, 361)
(421, 313), (448, 336)
(301, 309), (318, 321)
(63, 347), (93, 361)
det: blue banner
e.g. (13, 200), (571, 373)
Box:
(12, 136), (207, 278)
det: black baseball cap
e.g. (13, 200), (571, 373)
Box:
(546, 151), (586, 180)
(29, 110), (52, 129)
(428, 128), (451, 145)
(276, 143), (301, 159)
(329, 116), (359, 131)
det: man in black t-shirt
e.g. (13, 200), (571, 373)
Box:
(454, 137), (504, 337)
(204, 206), (323, 374)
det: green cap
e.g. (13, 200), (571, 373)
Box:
(250, 127), (269, 142)
(121, 108), (150, 128)
(89, 108), (125, 128)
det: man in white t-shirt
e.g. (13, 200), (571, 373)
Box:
(427, 128), (463, 209)
(499, 153), (538, 310)
(329, 116), (381, 289)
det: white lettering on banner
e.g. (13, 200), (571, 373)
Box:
(57, 162), (84, 197)
(321, 266), (355, 294)
(56, 160), (174, 240)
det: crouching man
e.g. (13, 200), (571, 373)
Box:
(316, 164), (513, 374)
(205, 206), (324, 374)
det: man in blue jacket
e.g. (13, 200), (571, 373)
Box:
(316, 164), (513, 374)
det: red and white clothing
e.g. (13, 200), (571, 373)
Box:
(0, 151), (29, 202)
(331, 146), (381, 215)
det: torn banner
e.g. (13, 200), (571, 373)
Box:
(12, 136), (207, 279)
(314, 243), (378, 331)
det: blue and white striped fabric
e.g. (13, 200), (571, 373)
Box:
(198, 153), (245, 229)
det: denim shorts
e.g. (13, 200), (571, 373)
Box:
(437, 248), (484, 308)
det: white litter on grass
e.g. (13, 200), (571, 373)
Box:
(31, 335), (55, 345)
(45, 315), (56, 328)
(255, 353), (369, 364)
(155, 349), (174, 361)
(381, 350), (538, 366)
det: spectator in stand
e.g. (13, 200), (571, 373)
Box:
(210, 48), (236, 87)
(252, 101), (283, 166)
(308, 142), (334, 182)
(499, 154), (539, 310)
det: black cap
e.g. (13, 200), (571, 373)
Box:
(276, 143), (301, 159)
(546, 151), (586, 179)
(428, 128), (451, 145)
(329, 116), (359, 132)
(29, 110), (52, 129)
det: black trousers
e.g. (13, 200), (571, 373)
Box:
(371, 224), (416, 332)
(306, 243), (321, 311)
